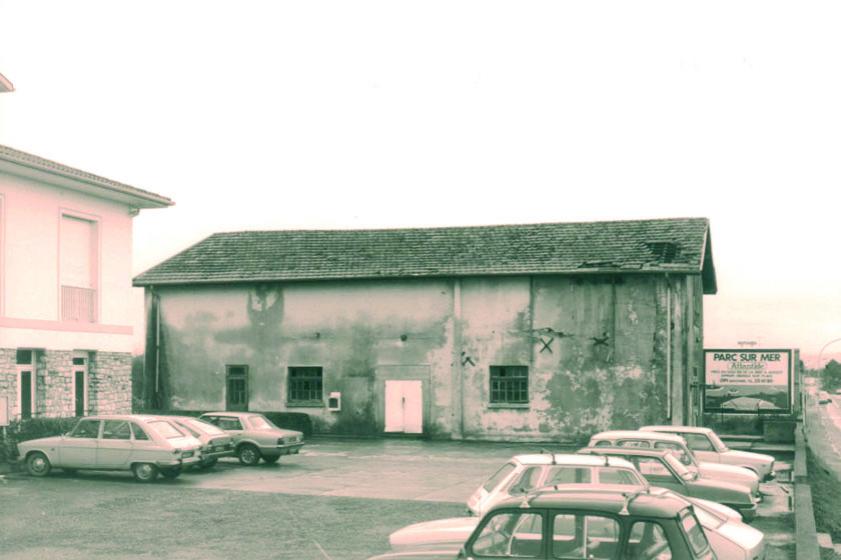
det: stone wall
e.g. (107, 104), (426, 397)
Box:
(43, 350), (74, 417)
(0, 349), (16, 417)
(89, 352), (132, 414)
(0, 348), (133, 419)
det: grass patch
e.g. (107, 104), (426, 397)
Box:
(808, 447), (841, 542)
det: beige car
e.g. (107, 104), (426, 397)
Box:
(199, 412), (305, 465)
(17, 414), (203, 482)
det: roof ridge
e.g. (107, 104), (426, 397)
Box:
(210, 217), (709, 236)
(134, 218), (715, 289)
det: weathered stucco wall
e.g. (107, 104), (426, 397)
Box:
(152, 280), (457, 436)
(458, 274), (691, 441)
(149, 272), (703, 440)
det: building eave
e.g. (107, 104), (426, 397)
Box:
(0, 72), (13, 93)
(0, 146), (173, 209)
(133, 268), (704, 288)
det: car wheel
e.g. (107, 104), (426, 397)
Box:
(262, 455), (280, 464)
(132, 463), (160, 482)
(160, 468), (182, 479)
(26, 452), (51, 477)
(237, 444), (261, 466)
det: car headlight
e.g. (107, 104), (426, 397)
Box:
(277, 438), (286, 445)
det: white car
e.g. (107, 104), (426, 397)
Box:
(389, 486), (764, 560)
(17, 414), (203, 482)
(466, 453), (644, 516)
(588, 430), (761, 498)
(641, 425), (776, 481)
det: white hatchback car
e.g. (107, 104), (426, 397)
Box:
(17, 414), (203, 482)
(466, 453), (644, 516)
(640, 425), (776, 481)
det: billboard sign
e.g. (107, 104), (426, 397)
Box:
(704, 349), (792, 413)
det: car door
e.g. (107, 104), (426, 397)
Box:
(97, 420), (134, 468)
(129, 422), (160, 463)
(59, 419), (101, 468)
(633, 457), (685, 493)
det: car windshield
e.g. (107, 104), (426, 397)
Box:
(681, 510), (712, 555)
(663, 452), (692, 478)
(246, 415), (277, 430)
(707, 431), (729, 452)
(148, 420), (187, 439)
(185, 419), (226, 436)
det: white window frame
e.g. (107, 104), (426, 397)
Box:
(71, 352), (90, 416)
(58, 208), (101, 323)
(16, 351), (36, 419)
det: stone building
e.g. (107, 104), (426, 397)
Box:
(0, 144), (171, 420)
(134, 218), (717, 441)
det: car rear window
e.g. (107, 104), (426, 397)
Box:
(681, 511), (711, 555)
(247, 415), (276, 430)
(187, 419), (226, 435)
(148, 421), (187, 439)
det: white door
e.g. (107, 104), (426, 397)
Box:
(384, 380), (423, 434)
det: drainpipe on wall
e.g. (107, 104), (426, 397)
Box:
(454, 278), (464, 439)
(153, 287), (161, 409)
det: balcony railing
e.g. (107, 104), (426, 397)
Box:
(61, 285), (97, 323)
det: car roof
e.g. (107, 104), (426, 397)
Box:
(641, 425), (712, 435)
(591, 430), (686, 444)
(200, 411), (257, 418)
(80, 414), (165, 422)
(581, 447), (672, 459)
(493, 486), (688, 519)
(512, 453), (636, 470)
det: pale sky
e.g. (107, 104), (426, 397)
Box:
(1, 1), (840, 359)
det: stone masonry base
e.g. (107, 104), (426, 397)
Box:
(0, 348), (132, 419)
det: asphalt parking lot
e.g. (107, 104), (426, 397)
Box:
(0, 436), (796, 559)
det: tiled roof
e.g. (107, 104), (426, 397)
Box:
(0, 144), (172, 208)
(134, 218), (716, 293)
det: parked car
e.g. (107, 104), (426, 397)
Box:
(160, 415), (235, 468)
(579, 447), (759, 521)
(467, 453), (645, 516)
(17, 414), (202, 482)
(370, 486), (717, 560)
(199, 411), (304, 466)
(819, 391), (833, 404)
(588, 430), (761, 499)
(386, 487), (763, 560)
(640, 425), (776, 481)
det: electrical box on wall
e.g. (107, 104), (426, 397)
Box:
(327, 392), (341, 412)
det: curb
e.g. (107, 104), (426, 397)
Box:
(795, 423), (821, 560)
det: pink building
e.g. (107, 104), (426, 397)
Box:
(0, 145), (171, 420)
